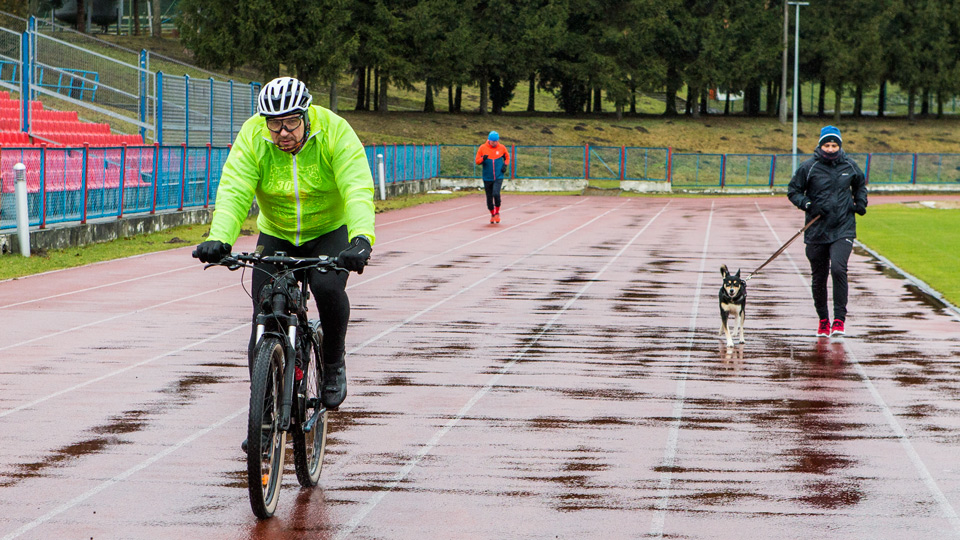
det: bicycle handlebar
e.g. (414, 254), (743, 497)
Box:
(192, 250), (346, 273)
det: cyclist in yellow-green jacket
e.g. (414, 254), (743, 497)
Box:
(195, 77), (375, 426)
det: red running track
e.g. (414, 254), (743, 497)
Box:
(1, 193), (959, 539)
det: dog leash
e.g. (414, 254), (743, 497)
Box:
(744, 214), (820, 282)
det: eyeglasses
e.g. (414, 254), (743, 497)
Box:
(265, 115), (303, 133)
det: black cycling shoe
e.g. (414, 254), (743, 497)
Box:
(321, 362), (347, 410)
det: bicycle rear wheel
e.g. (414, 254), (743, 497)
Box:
(247, 337), (287, 519)
(293, 320), (327, 487)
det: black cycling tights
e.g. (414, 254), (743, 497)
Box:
(806, 238), (853, 322)
(248, 226), (350, 375)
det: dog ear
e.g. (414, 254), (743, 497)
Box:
(735, 269), (741, 278)
(720, 264), (728, 276)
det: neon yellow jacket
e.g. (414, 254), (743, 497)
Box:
(208, 105), (375, 247)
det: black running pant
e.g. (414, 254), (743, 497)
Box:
(483, 178), (503, 211)
(248, 226), (350, 376)
(805, 238), (854, 322)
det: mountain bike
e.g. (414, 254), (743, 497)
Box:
(195, 250), (344, 519)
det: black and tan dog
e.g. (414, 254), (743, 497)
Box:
(719, 265), (746, 348)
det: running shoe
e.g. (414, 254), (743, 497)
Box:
(831, 319), (845, 336)
(493, 212), (500, 223)
(817, 319), (830, 337)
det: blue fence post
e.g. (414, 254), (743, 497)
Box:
(139, 49), (147, 142)
(205, 143), (211, 207)
(184, 74), (190, 147)
(39, 143), (47, 228)
(208, 77), (214, 145)
(151, 143), (159, 214)
(250, 82), (257, 115)
(720, 154), (726, 187)
(769, 155), (776, 187)
(118, 143), (127, 218)
(20, 31), (30, 133)
(178, 143), (186, 210)
(81, 144), (89, 224)
(911, 153), (917, 184)
(156, 72), (164, 145)
(667, 147), (673, 185)
(229, 80), (234, 140)
(864, 153), (871, 185)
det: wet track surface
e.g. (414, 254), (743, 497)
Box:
(1, 194), (959, 539)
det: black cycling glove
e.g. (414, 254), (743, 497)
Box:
(339, 236), (372, 274)
(853, 202), (867, 216)
(195, 240), (231, 263)
(804, 200), (822, 216)
(500, 164), (507, 175)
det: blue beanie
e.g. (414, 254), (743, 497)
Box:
(818, 125), (842, 148)
(488, 131), (499, 142)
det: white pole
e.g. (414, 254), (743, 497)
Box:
(790, 2), (809, 173)
(780, 0), (788, 124)
(14, 163), (29, 257)
(376, 153), (386, 201)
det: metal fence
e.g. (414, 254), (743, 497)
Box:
(0, 142), (441, 231)
(440, 145), (960, 188)
(0, 13), (260, 147)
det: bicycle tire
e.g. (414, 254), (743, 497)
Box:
(293, 320), (327, 487)
(247, 337), (287, 519)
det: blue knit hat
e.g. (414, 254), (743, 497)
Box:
(488, 131), (499, 142)
(818, 125), (842, 148)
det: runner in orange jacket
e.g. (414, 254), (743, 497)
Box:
(474, 131), (510, 223)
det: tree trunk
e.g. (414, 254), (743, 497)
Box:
(593, 87), (602, 112)
(455, 85), (462, 112)
(479, 72), (488, 116)
(690, 85), (700, 118)
(937, 90), (944, 119)
(724, 92), (730, 115)
(329, 78), (338, 113)
(366, 67), (372, 111)
(853, 85), (863, 117)
(766, 80), (775, 116)
(629, 80), (636, 114)
(76, 0), (86, 32)
(424, 78), (435, 112)
(527, 73), (536, 112)
(920, 88), (930, 116)
(378, 74), (388, 115)
(796, 83), (802, 116)
(907, 89), (915, 120)
(355, 66), (366, 111)
(150, 0), (161, 37)
(373, 67), (380, 111)
(699, 88), (708, 116)
(448, 85), (454, 112)
(132, 0), (141, 35)
(817, 77), (826, 117)
(663, 67), (680, 116)
(877, 81), (886, 117)
(615, 103), (622, 121)
(833, 85), (842, 123)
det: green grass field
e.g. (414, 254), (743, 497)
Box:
(858, 204), (960, 307)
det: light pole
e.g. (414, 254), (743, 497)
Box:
(780, 0), (789, 124)
(789, 1), (809, 173)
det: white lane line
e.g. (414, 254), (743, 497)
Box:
(649, 201), (713, 538)
(757, 203), (960, 535)
(0, 406), (247, 540)
(335, 200), (672, 540)
(0, 199), (579, 420)
(374, 198), (545, 248)
(0, 284), (238, 353)
(0, 323), (247, 420)
(352, 198), (588, 288)
(0, 198), (643, 539)
(374, 201), (475, 226)
(0, 265), (196, 310)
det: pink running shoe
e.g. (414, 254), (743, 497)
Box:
(817, 319), (830, 337)
(831, 319), (845, 336)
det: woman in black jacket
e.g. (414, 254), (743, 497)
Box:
(787, 125), (868, 338)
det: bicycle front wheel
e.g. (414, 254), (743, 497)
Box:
(293, 321), (327, 487)
(247, 337), (287, 519)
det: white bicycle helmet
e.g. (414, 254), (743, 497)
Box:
(257, 77), (312, 117)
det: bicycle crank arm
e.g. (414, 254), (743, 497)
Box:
(302, 405), (327, 433)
